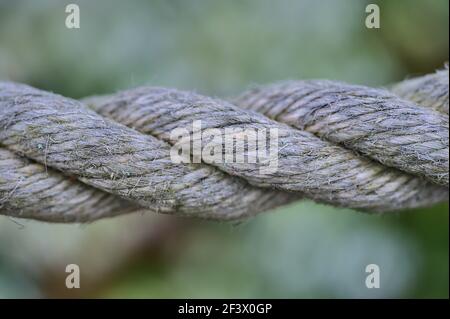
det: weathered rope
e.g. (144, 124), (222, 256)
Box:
(392, 66), (449, 115)
(0, 68), (448, 223)
(235, 79), (448, 186)
(0, 148), (136, 222)
(84, 87), (446, 210)
(0, 83), (292, 222)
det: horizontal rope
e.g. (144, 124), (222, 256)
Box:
(0, 148), (136, 222)
(0, 83), (292, 222)
(0, 68), (448, 222)
(235, 79), (448, 186)
(392, 66), (449, 115)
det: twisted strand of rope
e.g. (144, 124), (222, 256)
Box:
(0, 68), (448, 223)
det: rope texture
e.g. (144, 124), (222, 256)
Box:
(0, 68), (448, 222)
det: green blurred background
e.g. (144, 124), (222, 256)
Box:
(0, 0), (448, 298)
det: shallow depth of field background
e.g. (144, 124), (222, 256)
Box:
(0, 0), (448, 298)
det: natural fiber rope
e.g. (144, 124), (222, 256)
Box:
(392, 66), (449, 115)
(0, 68), (448, 222)
(0, 83), (293, 222)
(235, 80), (448, 186)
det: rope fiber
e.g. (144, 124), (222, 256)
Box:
(0, 68), (448, 222)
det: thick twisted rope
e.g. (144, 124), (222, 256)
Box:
(0, 68), (448, 223)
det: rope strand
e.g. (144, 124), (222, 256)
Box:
(1, 68), (448, 222)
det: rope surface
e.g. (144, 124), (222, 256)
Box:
(0, 68), (448, 222)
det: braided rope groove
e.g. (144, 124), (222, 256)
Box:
(84, 88), (446, 211)
(392, 67), (449, 114)
(0, 82), (293, 221)
(0, 68), (448, 223)
(0, 148), (136, 222)
(235, 77), (449, 186)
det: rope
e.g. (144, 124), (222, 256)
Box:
(0, 68), (448, 223)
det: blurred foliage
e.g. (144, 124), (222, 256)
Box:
(0, 0), (448, 298)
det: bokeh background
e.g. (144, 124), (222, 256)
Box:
(0, 0), (448, 298)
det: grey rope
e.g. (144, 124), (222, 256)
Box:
(0, 68), (448, 222)
(0, 82), (292, 222)
(392, 66), (449, 115)
(0, 148), (136, 222)
(235, 79), (448, 186)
